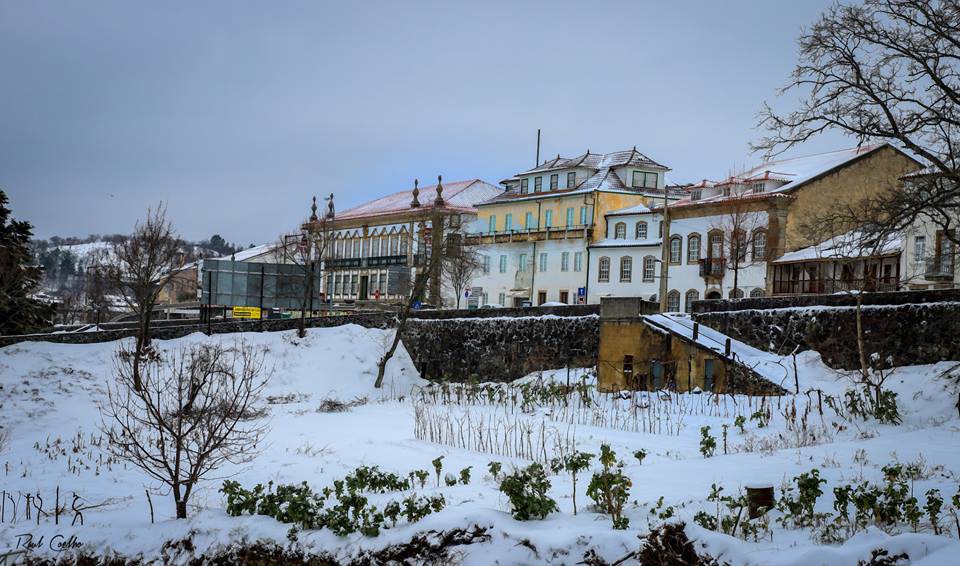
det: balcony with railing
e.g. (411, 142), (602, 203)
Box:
(698, 258), (725, 279)
(325, 255), (408, 270)
(924, 254), (955, 281)
(467, 225), (592, 245)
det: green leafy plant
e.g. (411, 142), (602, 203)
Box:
(749, 409), (769, 428)
(586, 444), (632, 529)
(459, 466), (472, 485)
(499, 463), (558, 521)
(432, 456), (444, 487)
(633, 448), (647, 465)
(444, 473), (458, 487)
(777, 469), (827, 529)
(550, 450), (594, 515)
(487, 461), (502, 481)
(413, 469), (429, 489)
(734, 415), (746, 434)
(843, 387), (901, 425)
(699, 426), (716, 458)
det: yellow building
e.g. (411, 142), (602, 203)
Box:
(469, 148), (683, 307)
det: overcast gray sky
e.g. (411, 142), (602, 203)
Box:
(1, 0), (847, 245)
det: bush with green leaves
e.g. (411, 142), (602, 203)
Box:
(777, 468), (828, 529)
(432, 456), (444, 487)
(699, 426), (716, 458)
(459, 466), (472, 485)
(487, 461), (502, 481)
(633, 448), (647, 465)
(550, 450), (594, 515)
(499, 463), (558, 521)
(586, 444), (632, 529)
(221, 464), (445, 539)
(843, 387), (901, 425)
(734, 415), (746, 434)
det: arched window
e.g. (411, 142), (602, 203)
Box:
(706, 289), (722, 300)
(732, 230), (747, 262)
(635, 221), (648, 239)
(614, 222), (627, 239)
(642, 256), (656, 282)
(598, 257), (611, 282)
(684, 289), (700, 313)
(729, 288), (744, 299)
(708, 230), (724, 258)
(669, 236), (683, 264)
(687, 234), (701, 263)
(750, 288), (766, 298)
(752, 230), (767, 261)
(667, 290), (681, 312)
(620, 256), (633, 282)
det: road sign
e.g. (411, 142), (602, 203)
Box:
(232, 306), (262, 319)
(577, 287), (586, 297)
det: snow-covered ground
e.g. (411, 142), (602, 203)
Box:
(1, 325), (959, 564)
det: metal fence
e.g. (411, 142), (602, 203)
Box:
(200, 258), (323, 310)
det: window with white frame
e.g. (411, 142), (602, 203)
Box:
(525, 212), (534, 230)
(598, 257), (611, 282)
(752, 231), (767, 260)
(520, 178), (528, 194)
(482, 255), (490, 274)
(566, 207), (574, 227)
(620, 256), (633, 282)
(684, 289), (699, 312)
(722, 186), (731, 197)
(614, 222), (627, 239)
(667, 290), (681, 312)
(550, 174), (558, 190)
(635, 221), (648, 239)
(519, 253), (527, 272)
(499, 255), (507, 273)
(687, 234), (701, 262)
(567, 171), (576, 188)
(914, 235), (926, 262)
(539, 253), (547, 272)
(534, 176), (543, 192)
(498, 292), (505, 306)
(670, 236), (682, 263)
(691, 190), (702, 201)
(752, 182), (765, 193)
(545, 210), (553, 228)
(399, 232), (407, 255)
(561, 251), (570, 272)
(488, 215), (496, 233)
(580, 206), (588, 225)
(632, 171), (658, 188)
(642, 256), (656, 282)
(505, 213), (513, 231)
(574, 251), (583, 272)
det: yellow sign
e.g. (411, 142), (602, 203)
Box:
(232, 306), (262, 319)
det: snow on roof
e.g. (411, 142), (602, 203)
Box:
(336, 179), (501, 221)
(518, 147), (669, 175)
(217, 242), (277, 261)
(608, 203), (653, 216)
(731, 144), (887, 193)
(774, 230), (902, 263)
(643, 314), (793, 387)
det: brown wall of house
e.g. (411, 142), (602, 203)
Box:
(784, 146), (920, 251)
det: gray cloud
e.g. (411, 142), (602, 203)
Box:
(0, 0), (847, 245)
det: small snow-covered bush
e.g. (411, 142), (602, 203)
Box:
(587, 444), (632, 529)
(499, 463), (558, 521)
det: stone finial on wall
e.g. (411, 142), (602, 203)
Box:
(411, 179), (421, 208)
(434, 175), (444, 206)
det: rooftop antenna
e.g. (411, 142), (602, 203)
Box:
(535, 129), (541, 166)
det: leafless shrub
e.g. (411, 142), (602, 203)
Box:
(0, 428), (9, 454)
(100, 341), (270, 519)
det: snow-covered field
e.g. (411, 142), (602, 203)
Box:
(1, 325), (959, 564)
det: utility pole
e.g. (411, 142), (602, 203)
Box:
(659, 188), (671, 313)
(535, 129), (541, 166)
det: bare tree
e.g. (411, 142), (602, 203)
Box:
(100, 341), (269, 519)
(282, 196), (334, 338)
(755, 0), (959, 244)
(106, 205), (183, 390)
(374, 216), (447, 389)
(441, 224), (482, 309)
(707, 192), (766, 297)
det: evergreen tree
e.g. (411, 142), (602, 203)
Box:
(0, 190), (53, 334)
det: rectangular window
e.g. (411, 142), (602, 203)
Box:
(505, 213), (513, 231)
(691, 190), (702, 201)
(567, 171), (576, 188)
(334, 273), (342, 295)
(525, 211), (534, 230)
(752, 182), (765, 194)
(534, 176), (543, 192)
(520, 178), (528, 194)
(350, 274), (358, 295)
(722, 186), (731, 197)
(545, 210), (553, 227)
(566, 207), (574, 227)
(632, 170), (642, 188)
(914, 235), (926, 262)
(482, 255), (490, 274)
(537, 290), (547, 305)
(488, 215), (496, 233)
(574, 251), (583, 272)
(561, 251), (570, 272)
(499, 255), (507, 273)
(580, 206), (588, 225)
(539, 252), (547, 272)
(550, 174), (558, 190)
(559, 290), (569, 304)
(399, 234), (407, 255)
(598, 258), (610, 282)
(519, 253), (527, 272)
(670, 237), (682, 264)
(498, 292), (505, 306)
(620, 258), (632, 282)
(643, 172), (658, 188)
